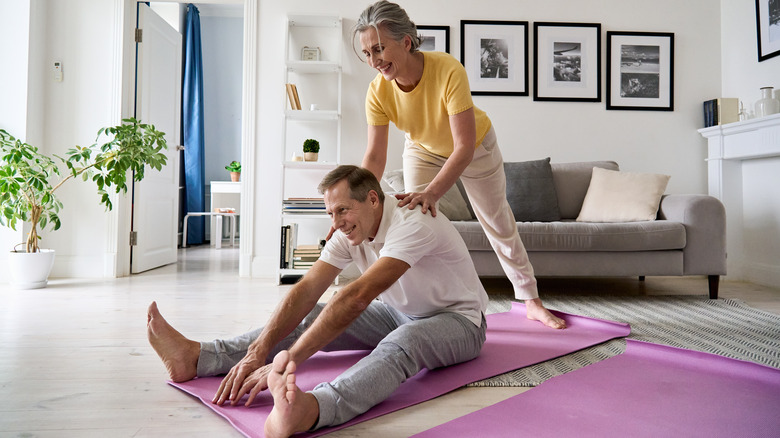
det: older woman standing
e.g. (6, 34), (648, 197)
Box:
(355, 1), (565, 329)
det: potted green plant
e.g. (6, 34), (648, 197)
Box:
(225, 160), (241, 182)
(0, 118), (168, 289)
(302, 138), (320, 162)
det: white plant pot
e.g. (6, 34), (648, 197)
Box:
(8, 249), (56, 289)
(303, 152), (318, 162)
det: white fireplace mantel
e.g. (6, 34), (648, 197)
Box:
(698, 113), (780, 286)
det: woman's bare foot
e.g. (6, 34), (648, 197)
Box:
(146, 301), (200, 382)
(525, 298), (566, 329)
(264, 351), (319, 438)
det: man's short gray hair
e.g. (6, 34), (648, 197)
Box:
(318, 165), (385, 203)
(352, 1), (422, 59)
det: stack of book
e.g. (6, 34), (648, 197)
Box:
(283, 198), (326, 214)
(703, 98), (739, 127)
(292, 244), (322, 269)
(279, 223), (323, 270)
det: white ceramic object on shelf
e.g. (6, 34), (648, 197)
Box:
(754, 86), (780, 118)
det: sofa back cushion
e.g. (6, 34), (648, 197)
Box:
(551, 161), (619, 219)
(504, 158), (561, 222)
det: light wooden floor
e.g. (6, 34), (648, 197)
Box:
(1, 246), (778, 437)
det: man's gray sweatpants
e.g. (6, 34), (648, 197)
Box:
(197, 301), (487, 429)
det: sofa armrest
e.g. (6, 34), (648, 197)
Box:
(658, 194), (726, 275)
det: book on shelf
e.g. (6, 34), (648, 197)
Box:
(284, 199), (325, 204)
(283, 198), (326, 214)
(294, 249), (321, 255)
(279, 223), (299, 269)
(292, 260), (316, 269)
(703, 98), (739, 127)
(293, 252), (320, 261)
(279, 225), (288, 268)
(283, 207), (327, 214)
(285, 83), (302, 110)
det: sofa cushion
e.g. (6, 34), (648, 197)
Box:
(453, 220), (686, 252)
(504, 158), (561, 222)
(382, 169), (473, 221)
(551, 161), (619, 219)
(577, 167), (671, 223)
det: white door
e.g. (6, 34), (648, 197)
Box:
(131, 3), (181, 273)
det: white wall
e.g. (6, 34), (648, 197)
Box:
(251, 0), (724, 277)
(201, 14), (244, 185)
(721, 0), (780, 109)
(43, 0), (120, 277)
(5, 0), (774, 283)
(0, 0), (32, 280)
(1, 0), (121, 279)
(720, 0), (780, 287)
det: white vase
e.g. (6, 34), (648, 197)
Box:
(8, 249), (56, 289)
(754, 87), (780, 118)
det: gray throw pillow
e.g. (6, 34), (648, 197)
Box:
(504, 158), (561, 222)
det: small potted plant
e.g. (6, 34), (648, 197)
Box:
(0, 118), (168, 289)
(303, 139), (319, 162)
(225, 160), (241, 182)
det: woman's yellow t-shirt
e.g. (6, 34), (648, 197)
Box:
(365, 51), (491, 157)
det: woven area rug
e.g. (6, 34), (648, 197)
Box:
(470, 294), (780, 387)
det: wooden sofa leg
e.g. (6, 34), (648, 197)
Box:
(708, 275), (719, 299)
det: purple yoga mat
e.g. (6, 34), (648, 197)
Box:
(169, 302), (630, 437)
(414, 339), (780, 438)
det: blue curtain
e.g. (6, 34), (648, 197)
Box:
(183, 4), (205, 245)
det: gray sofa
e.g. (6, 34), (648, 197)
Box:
(447, 160), (727, 299)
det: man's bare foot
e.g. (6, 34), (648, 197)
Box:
(525, 298), (566, 329)
(264, 351), (319, 438)
(146, 301), (200, 382)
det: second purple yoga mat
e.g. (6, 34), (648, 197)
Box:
(414, 339), (780, 438)
(170, 302), (630, 437)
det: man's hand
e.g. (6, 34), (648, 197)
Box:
(212, 353), (271, 407)
(395, 192), (438, 216)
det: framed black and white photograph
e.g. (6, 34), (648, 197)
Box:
(607, 31), (674, 111)
(534, 22), (601, 102)
(417, 25), (450, 53)
(460, 20), (528, 96)
(756, 0), (780, 61)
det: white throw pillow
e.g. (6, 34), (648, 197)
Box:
(576, 167), (671, 222)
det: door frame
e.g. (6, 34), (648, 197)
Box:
(111, 0), (256, 277)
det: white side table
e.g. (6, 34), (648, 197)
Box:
(210, 181), (241, 247)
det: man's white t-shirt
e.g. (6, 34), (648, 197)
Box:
(319, 197), (488, 326)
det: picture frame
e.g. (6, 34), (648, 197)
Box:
(533, 22), (601, 102)
(755, 0), (780, 61)
(460, 20), (529, 96)
(300, 46), (321, 61)
(417, 25), (450, 53)
(606, 31), (674, 111)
